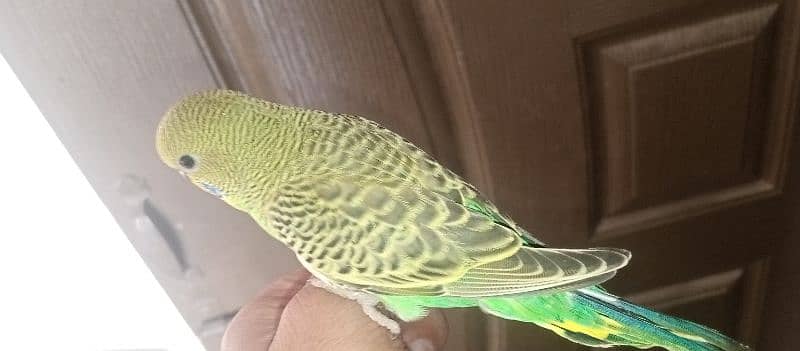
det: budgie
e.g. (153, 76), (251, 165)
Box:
(155, 89), (749, 350)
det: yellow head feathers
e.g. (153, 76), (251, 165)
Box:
(155, 89), (298, 211)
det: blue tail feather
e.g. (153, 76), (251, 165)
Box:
(575, 288), (750, 351)
(478, 286), (750, 350)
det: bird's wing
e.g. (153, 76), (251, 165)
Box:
(304, 112), (543, 248)
(441, 246), (630, 297)
(258, 177), (522, 294)
(257, 177), (630, 296)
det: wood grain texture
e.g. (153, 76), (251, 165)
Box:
(186, 0), (462, 171)
(567, 0), (764, 36)
(416, 0), (592, 246)
(416, 0), (798, 349)
(579, 3), (794, 238)
(757, 1), (800, 349)
(415, 1), (592, 350)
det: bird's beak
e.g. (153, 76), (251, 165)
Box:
(178, 171), (188, 181)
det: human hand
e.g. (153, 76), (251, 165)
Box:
(221, 269), (448, 351)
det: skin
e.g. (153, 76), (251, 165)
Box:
(221, 269), (447, 351)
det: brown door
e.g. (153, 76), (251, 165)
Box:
(413, 1), (797, 350)
(2, 1), (799, 350)
(188, 1), (800, 349)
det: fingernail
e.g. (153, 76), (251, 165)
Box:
(408, 339), (434, 351)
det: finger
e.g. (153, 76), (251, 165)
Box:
(269, 283), (406, 351)
(221, 269), (311, 351)
(401, 310), (448, 351)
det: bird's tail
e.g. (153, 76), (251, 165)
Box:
(478, 286), (749, 351)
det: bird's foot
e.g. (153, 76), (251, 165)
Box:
(308, 277), (401, 335)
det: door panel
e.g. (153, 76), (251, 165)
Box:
(410, 0), (799, 350)
(580, 2), (787, 239)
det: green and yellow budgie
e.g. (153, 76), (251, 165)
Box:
(156, 90), (749, 350)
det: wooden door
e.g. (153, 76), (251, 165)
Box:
(2, 1), (799, 350)
(414, 1), (798, 349)
(186, 0), (800, 349)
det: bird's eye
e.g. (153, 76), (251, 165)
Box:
(178, 154), (197, 170)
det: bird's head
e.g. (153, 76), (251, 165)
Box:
(155, 89), (294, 211)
